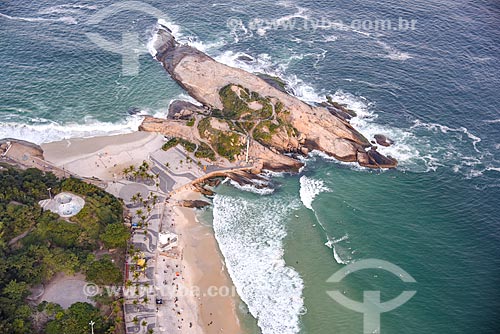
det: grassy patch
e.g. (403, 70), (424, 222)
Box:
(219, 84), (274, 121)
(197, 117), (244, 161)
(162, 138), (196, 153)
(194, 142), (216, 161)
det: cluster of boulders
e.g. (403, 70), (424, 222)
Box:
(145, 25), (397, 170)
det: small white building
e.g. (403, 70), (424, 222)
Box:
(158, 232), (178, 251)
(39, 192), (85, 218)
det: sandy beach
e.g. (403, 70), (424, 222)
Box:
(170, 189), (241, 333)
(41, 132), (165, 180)
(35, 132), (242, 333)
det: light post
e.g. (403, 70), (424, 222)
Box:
(89, 320), (95, 334)
(47, 187), (52, 200)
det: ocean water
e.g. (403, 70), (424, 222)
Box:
(1, 0), (499, 333)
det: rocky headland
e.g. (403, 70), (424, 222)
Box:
(141, 24), (397, 172)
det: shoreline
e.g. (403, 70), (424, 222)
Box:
(170, 188), (242, 333)
(15, 131), (244, 334)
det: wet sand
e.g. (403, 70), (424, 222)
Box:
(171, 189), (242, 334)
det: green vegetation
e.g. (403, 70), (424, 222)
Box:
(85, 256), (122, 286)
(194, 142), (216, 161)
(219, 84), (273, 120)
(186, 117), (195, 127)
(122, 160), (158, 182)
(197, 117), (244, 161)
(187, 84), (302, 159)
(253, 120), (276, 146)
(101, 223), (129, 249)
(215, 84), (298, 150)
(219, 85), (252, 119)
(162, 137), (196, 153)
(0, 165), (125, 333)
(45, 302), (107, 334)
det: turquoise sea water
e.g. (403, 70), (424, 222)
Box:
(1, 0), (499, 333)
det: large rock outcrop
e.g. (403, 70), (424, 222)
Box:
(144, 24), (397, 169)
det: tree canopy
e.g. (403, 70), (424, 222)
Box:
(0, 165), (126, 333)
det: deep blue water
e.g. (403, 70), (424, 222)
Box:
(1, 0), (499, 333)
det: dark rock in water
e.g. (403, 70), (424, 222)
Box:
(325, 106), (354, 121)
(205, 178), (222, 188)
(374, 134), (394, 147)
(193, 183), (214, 196)
(147, 26), (398, 170)
(324, 96), (357, 118)
(236, 55), (254, 62)
(364, 148), (398, 168)
(158, 22), (172, 33)
(356, 149), (369, 166)
(256, 73), (291, 94)
(227, 170), (269, 189)
(128, 107), (142, 115)
(180, 200), (210, 208)
(168, 100), (206, 120)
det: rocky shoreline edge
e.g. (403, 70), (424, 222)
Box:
(140, 22), (397, 174)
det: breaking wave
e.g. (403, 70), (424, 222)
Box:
(213, 194), (304, 334)
(0, 116), (144, 145)
(298, 176), (352, 264)
(228, 179), (275, 195)
(299, 175), (330, 210)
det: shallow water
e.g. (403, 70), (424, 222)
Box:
(1, 0), (499, 333)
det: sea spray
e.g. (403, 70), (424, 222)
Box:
(0, 115), (144, 145)
(207, 46), (485, 175)
(299, 175), (353, 264)
(212, 194), (304, 334)
(299, 175), (330, 210)
(228, 179), (275, 195)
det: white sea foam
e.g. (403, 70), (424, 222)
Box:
(376, 40), (412, 61)
(213, 195), (303, 334)
(150, 23), (485, 177)
(147, 19), (183, 58)
(229, 180), (275, 195)
(285, 74), (326, 103)
(324, 234), (353, 265)
(183, 37), (226, 54)
(150, 94), (201, 119)
(333, 247), (348, 264)
(211, 47), (329, 105)
(327, 90), (436, 171)
(298, 174), (346, 262)
(206, 40), (427, 172)
(411, 120), (482, 153)
(485, 166), (500, 172)
(248, 3), (309, 38)
(148, 18), (227, 59)
(157, 18), (181, 38)
(322, 34), (338, 42)
(38, 4), (97, 15)
(484, 119), (500, 124)
(0, 116), (144, 145)
(299, 176), (330, 210)
(215, 51), (275, 74)
(0, 12), (78, 25)
(228, 17), (252, 43)
(262, 170), (288, 178)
